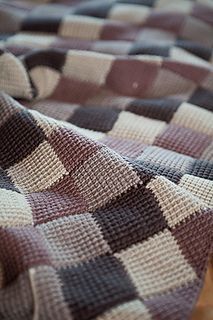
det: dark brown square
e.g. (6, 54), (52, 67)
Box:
(189, 87), (213, 111)
(93, 183), (167, 252)
(127, 98), (180, 122)
(0, 111), (45, 169)
(58, 254), (137, 320)
(69, 106), (120, 132)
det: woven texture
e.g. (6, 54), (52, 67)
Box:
(0, 0), (213, 319)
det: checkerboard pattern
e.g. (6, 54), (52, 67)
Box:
(1, 0), (213, 60)
(0, 1), (213, 320)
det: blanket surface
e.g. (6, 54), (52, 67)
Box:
(0, 0), (213, 319)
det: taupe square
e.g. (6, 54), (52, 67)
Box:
(73, 147), (140, 211)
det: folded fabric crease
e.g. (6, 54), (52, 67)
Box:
(0, 0), (212, 319)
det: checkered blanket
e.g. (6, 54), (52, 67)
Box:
(0, 0), (213, 319)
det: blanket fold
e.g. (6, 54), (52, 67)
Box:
(0, 1), (212, 319)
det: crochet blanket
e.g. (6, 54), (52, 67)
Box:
(0, 0), (212, 319)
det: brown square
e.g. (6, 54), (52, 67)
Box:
(106, 58), (159, 97)
(154, 124), (212, 158)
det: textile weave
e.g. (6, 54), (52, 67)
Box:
(0, 0), (213, 319)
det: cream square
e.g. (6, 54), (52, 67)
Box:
(179, 174), (213, 207)
(0, 188), (33, 227)
(116, 229), (196, 298)
(156, 0), (193, 13)
(170, 47), (210, 68)
(96, 299), (151, 320)
(108, 111), (166, 144)
(8, 141), (69, 192)
(7, 33), (56, 48)
(146, 176), (205, 227)
(63, 50), (114, 85)
(171, 102), (213, 136)
(0, 52), (32, 99)
(59, 15), (104, 40)
(109, 4), (150, 24)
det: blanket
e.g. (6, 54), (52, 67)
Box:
(0, 0), (212, 319)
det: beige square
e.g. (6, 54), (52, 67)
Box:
(73, 147), (140, 211)
(108, 111), (167, 144)
(38, 213), (111, 268)
(171, 102), (213, 136)
(0, 52), (32, 99)
(59, 15), (104, 40)
(146, 176), (205, 227)
(179, 174), (213, 207)
(30, 67), (60, 99)
(156, 0), (193, 13)
(0, 188), (33, 227)
(116, 229), (196, 298)
(63, 50), (114, 85)
(97, 299), (151, 320)
(147, 68), (196, 98)
(8, 141), (69, 192)
(7, 33), (56, 48)
(109, 4), (150, 24)
(170, 47), (210, 68)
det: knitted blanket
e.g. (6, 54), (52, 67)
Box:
(0, 0), (213, 319)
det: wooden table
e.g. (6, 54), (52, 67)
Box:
(191, 261), (213, 320)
